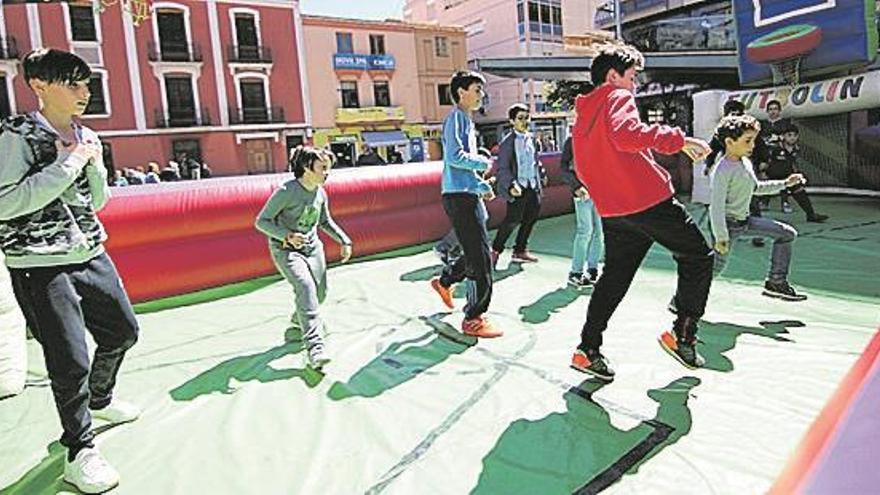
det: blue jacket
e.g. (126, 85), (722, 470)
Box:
(495, 130), (546, 202)
(441, 106), (492, 195)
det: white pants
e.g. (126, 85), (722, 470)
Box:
(0, 256), (26, 398)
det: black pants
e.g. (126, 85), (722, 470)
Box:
(439, 193), (493, 319)
(10, 252), (139, 452)
(580, 198), (714, 350)
(492, 187), (541, 253)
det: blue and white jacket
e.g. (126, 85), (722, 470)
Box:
(440, 106), (492, 196)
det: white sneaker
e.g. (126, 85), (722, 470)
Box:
(306, 344), (330, 370)
(63, 447), (120, 494)
(90, 399), (141, 425)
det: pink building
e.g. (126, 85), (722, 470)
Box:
(405, 0), (568, 147)
(302, 15), (467, 166)
(0, 0), (309, 177)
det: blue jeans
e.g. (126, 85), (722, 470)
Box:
(714, 215), (797, 282)
(571, 198), (603, 274)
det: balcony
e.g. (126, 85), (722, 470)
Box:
(0, 37), (19, 60)
(228, 44), (272, 63)
(332, 53), (396, 71)
(147, 42), (203, 63)
(229, 106), (285, 125)
(624, 15), (736, 52)
(154, 107), (211, 128)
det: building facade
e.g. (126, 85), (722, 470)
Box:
(302, 15), (466, 166)
(0, 0), (310, 177)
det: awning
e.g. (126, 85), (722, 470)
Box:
(362, 130), (409, 147)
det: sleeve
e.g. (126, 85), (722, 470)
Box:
(85, 135), (110, 211)
(494, 135), (514, 197)
(254, 185), (294, 242)
(709, 167), (731, 243)
(318, 191), (351, 246)
(753, 178), (788, 196)
(0, 131), (90, 221)
(606, 91), (686, 155)
(443, 111), (491, 171)
(559, 138), (584, 193)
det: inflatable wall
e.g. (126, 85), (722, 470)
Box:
(100, 156), (572, 303)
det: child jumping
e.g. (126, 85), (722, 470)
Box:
(709, 115), (809, 301)
(256, 147), (353, 370)
(0, 49), (140, 494)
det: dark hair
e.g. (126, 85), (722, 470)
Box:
(507, 103), (529, 121)
(780, 122), (799, 135)
(723, 99), (745, 116)
(766, 99), (782, 111)
(715, 114), (761, 149)
(289, 146), (333, 178)
(23, 48), (91, 85)
(449, 70), (485, 104)
(590, 44), (644, 86)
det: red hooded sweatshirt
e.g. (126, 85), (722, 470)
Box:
(572, 83), (686, 217)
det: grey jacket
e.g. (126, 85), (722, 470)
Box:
(494, 130), (546, 202)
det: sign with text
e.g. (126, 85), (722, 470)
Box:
(336, 106), (405, 124)
(333, 53), (396, 71)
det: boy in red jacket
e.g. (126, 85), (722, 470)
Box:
(569, 44), (713, 380)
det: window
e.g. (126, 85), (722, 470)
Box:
(172, 139), (202, 162)
(340, 81), (359, 108)
(0, 76), (10, 119)
(434, 36), (449, 57)
(540, 3), (550, 23)
(437, 84), (453, 106)
(240, 80), (267, 122)
(517, 0), (524, 23)
(69, 5), (97, 42)
(157, 11), (189, 60)
(84, 75), (106, 115)
(373, 81), (390, 107)
(164, 76), (196, 125)
(369, 34), (385, 55)
(336, 32), (353, 53)
(529, 2), (539, 22)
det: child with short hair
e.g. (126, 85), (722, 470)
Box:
(765, 123), (828, 222)
(429, 70), (502, 338)
(256, 147), (352, 370)
(709, 114), (808, 301)
(0, 48), (141, 494)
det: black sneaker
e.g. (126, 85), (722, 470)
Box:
(807, 214), (829, 223)
(587, 268), (599, 283)
(658, 330), (705, 369)
(567, 272), (591, 289)
(571, 349), (615, 381)
(763, 280), (808, 301)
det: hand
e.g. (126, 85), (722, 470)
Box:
(785, 173), (806, 188)
(509, 183), (523, 197)
(681, 137), (711, 162)
(283, 232), (307, 250)
(340, 244), (352, 263)
(575, 187), (590, 200)
(714, 240), (729, 255)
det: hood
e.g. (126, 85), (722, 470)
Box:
(573, 84), (616, 137)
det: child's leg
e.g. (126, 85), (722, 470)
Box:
(443, 194), (492, 319)
(512, 188), (541, 252)
(9, 265), (97, 457)
(76, 254), (139, 410)
(586, 200), (604, 271)
(271, 250), (324, 351)
(570, 198), (590, 274)
(491, 195), (526, 254)
(744, 216), (797, 282)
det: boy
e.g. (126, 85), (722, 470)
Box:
(765, 123), (828, 223)
(569, 44), (713, 381)
(709, 115), (809, 301)
(429, 71), (502, 338)
(559, 133), (603, 288)
(255, 147), (352, 369)
(490, 103), (547, 267)
(0, 49), (140, 493)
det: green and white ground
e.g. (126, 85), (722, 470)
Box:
(1, 196), (878, 494)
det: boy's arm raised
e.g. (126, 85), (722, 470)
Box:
(0, 131), (92, 221)
(606, 90), (685, 155)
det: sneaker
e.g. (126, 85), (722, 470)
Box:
(782, 202), (793, 214)
(807, 214), (829, 223)
(511, 250), (539, 263)
(586, 268), (599, 283)
(90, 399), (140, 425)
(751, 238), (766, 247)
(658, 330), (705, 369)
(461, 316), (503, 338)
(490, 249), (500, 269)
(762, 280), (808, 301)
(567, 272), (591, 289)
(570, 349), (615, 381)
(306, 343), (331, 370)
(63, 447), (120, 494)
(430, 277), (455, 309)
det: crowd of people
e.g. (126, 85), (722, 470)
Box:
(112, 153), (212, 187)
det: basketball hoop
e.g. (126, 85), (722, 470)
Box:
(95, 0), (152, 27)
(746, 23), (822, 87)
(768, 57), (803, 86)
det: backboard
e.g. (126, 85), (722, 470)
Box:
(733, 0), (878, 86)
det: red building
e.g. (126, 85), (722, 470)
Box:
(0, 0), (310, 176)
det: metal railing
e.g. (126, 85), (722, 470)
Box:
(228, 106), (285, 124)
(0, 37), (19, 60)
(147, 41), (203, 62)
(228, 44), (272, 63)
(154, 107), (212, 128)
(624, 14), (736, 52)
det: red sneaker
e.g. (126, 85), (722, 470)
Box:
(461, 315), (503, 338)
(430, 278), (454, 309)
(511, 250), (539, 263)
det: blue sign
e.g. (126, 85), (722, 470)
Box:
(409, 137), (425, 162)
(333, 53), (396, 71)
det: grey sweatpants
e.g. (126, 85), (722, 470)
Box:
(270, 244), (326, 350)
